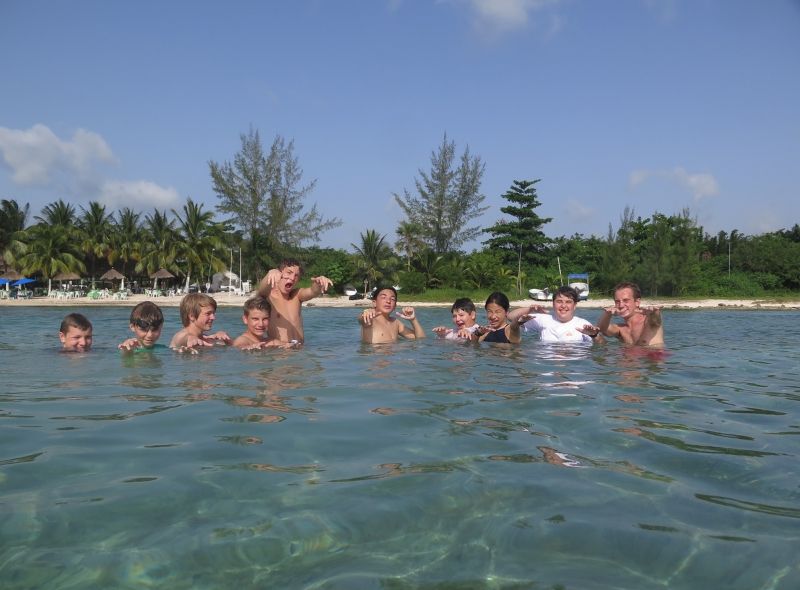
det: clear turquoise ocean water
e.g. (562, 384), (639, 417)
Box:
(0, 305), (798, 589)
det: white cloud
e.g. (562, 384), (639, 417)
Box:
(0, 124), (115, 185)
(100, 180), (181, 211)
(563, 198), (594, 221)
(0, 124), (181, 212)
(445, 0), (562, 34)
(629, 166), (719, 200)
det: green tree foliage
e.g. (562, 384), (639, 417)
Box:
(395, 220), (425, 271)
(110, 208), (142, 278)
(14, 223), (86, 293)
(482, 179), (553, 269)
(394, 134), (487, 254)
(136, 209), (179, 278)
(351, 229), (397, 293)
(0, 199), (29, 264)
(595, 208), (702, 296)
(172, 198), (227, 291)
(78, 201), (115, 284)
(209, 128), (341, 276)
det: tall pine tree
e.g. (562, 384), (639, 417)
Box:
(482, 179), (552, 269)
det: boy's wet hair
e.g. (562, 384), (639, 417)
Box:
(243, 295), (272, 316)
(60, 312), (92, 334)
(179, 293), (217, 326)
(374, 285), (398, 299)
(553, 286), (579, 304)
(129, 301), (164, 329)
(451, 297), (476, 314)
(484, 291), (510, 311)
(278, 258), (304, 275)
(614, 281), (642, 299)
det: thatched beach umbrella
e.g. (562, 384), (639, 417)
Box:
(52, 271), (82, 293)
(100, 268), (126, 291)
(149, 268), (175, 291)
(53, 271), (81, 281)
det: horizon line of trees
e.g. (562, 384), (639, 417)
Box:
(2, 130), (798, 298)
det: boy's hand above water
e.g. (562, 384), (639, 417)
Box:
(397, 307), (416, 321)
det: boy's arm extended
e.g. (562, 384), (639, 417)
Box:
(257, 269), (281, 297)
(298, 276), (333, 303)
(598, 308), (621, 338)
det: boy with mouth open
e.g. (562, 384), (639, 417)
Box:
(358, 285), (426, 344)
(258, 259), (332, 344)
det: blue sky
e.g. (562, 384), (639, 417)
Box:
(1, 0), (799, 252)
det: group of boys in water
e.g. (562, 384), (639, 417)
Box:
(57, 258), (664, 353)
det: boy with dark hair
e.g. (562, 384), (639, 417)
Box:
(359, 285), (425, 344)
(257, 258), (332, 343)
(508, 286), (603, 343)
(59, 313), (93, 352)
(118, 301), (165, 352)
(432, 297), (479, 340)
(169, 293), (231, 350)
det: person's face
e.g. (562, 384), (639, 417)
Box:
(374, 289), (397, 313)
(452, 308), (476, 329)
(552, 294), (577, 323)
(614, 287), (640, 319)
(278, 265), (301, 294)
(190, 305), (216, 331)
(485, 303), (507, 328)
(243, 309), (269, 337)
(130, 320), (163, 348)
(60, 326), (93, 352)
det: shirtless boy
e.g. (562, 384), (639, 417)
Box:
(233, 296), (297, 350)
(59, 313), (93, 352)
(432, 297), (479, 340)
(118, 301), (164, 352)
(257, 259), (332, 343)
(598, 282), (664, 347)
(359, 286), (425, 344)
(169, 293), (232, 350)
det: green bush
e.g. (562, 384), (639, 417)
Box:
(397, 270), (426, 294)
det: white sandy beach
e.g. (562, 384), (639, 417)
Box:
(1, 292), (799, 310)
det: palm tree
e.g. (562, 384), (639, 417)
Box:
(109, 208), (142, 280)
(35, 199), (77, 227)
(412, 248), (445, 288)
(136, 209), (179, 280)
(1, 199), (30, 271)
(78, 201), (115, 286)
(395, 220), (425, 272)
(351, 229), (395, 294)
(172, 198), (226, 292)
(14, 223), (86, 293)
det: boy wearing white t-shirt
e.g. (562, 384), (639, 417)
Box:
(508, 286), (603, 343)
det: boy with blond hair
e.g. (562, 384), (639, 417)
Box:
(169, 293), (231, 350)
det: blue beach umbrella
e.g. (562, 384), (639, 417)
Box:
(12, 278), (36, 287)
(0, 278), (8, 286)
